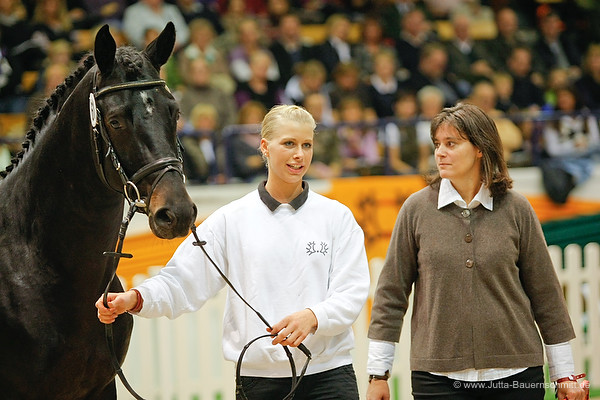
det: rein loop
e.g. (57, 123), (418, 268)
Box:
(190, 226), (312, 400)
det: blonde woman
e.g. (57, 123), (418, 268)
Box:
(97, 105), (370, 400)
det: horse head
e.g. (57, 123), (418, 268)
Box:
(92, 23), (197, 239)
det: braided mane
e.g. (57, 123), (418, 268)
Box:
(0, 55), (96, 179)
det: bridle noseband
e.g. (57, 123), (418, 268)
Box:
(89, 71), (185, 212)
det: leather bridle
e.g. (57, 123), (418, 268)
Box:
(89, 71), (185, 212)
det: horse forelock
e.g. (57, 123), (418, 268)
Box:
(0, 54), (96, 180)
(114, 46), (156, 81)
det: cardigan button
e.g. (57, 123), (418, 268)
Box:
(461, 209), (471, 218)
(465, 233), (473, 243)
(465, 259), (474, 268)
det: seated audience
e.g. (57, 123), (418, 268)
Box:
(234, 49), (287, 109)
(268, 12), (314, 86)
(226, 101), (268, 182)
(303, 92), (342, 179)
(122, 0), (189, 50)
(336, 96), (383, 176)
(179, 103), (220, 184)
(540, 85), (600, 203)
(367, 49), (404, 119)
(382, 90), (420, 175)
(415, 85), (445, 174)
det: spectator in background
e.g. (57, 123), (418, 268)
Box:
(422, 0), (464, 20)
(575, 43), (600, 111)
(408, 42), (462, 108)
(24, 62), (69, 124)
(292, 0), (343, 24)
(0, 42), (27, 112)
(284, 59), (333, 122)
(444, 13), (494, 92)
(543, 67), (570, 111)
(533, 9), (581, 81)
(122, 0), (189, 50)
(178, 57), (237, 140)
(228, 17), (280, 83)
(467, 80), (525, 164)
(329, 61), (376, 120)
(336, 96), (383, 176)
(492, 71), (518, 114)
(227, 100), (268, 182)
(540, 85), (600, 203)
(484, 7), (531, 73)
(268, 13), (314, 87)
(312, 13), (355, 81)
(176, 0), (223, 32)
(215, 0), (250, 54)
(382, 90), (420, 175)
(180, 18), (234, 94)
(179, 103), (220, 184)
(394, 8), (436, 75)
(78, 0), (126, 26)
(367, 49), (403, 119)
(415, 85), (445, 174)
(0, 0), (46, 71)
(32, 39), (75, 92)
(234, 49), (287, 109)
(264, 0), (291, 40)
(378, 0), (418, 43)
(30, 0), (73, 49)
(303, 92), (342, 179)
(451, 0), (494, 25)
(506, 46), (545, 111)
(353, 14), (399, 80)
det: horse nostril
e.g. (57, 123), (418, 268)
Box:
(155, 208), (176, 227)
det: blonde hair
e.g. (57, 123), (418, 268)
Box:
(260, 105), (316, 142)
(190, 103), (218, 126)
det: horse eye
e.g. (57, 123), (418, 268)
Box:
(109, 120), (121, 129)
(176, 110), (181, 121)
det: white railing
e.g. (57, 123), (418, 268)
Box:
(118, 243), (600, 400)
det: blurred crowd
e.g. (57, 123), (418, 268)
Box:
(1, 0), (600, 197)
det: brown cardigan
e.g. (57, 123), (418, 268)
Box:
(368, 185), (575, 372)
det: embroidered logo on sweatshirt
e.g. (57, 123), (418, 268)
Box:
(306, 241), (328, 256)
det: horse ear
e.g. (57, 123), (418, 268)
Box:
(144, 22), (175, 71)
(94, 24), (116, 76)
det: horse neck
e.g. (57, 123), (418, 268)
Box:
(10, 72), (126, 268)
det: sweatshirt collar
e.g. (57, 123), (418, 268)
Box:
(438, 178), (493, 210)
(258, 181), (309, 211)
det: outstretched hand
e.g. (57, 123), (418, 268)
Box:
(95, 290), (138, 324)
(268, 309), (318, 348)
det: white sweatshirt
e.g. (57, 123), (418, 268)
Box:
(135, 183), (370, 377)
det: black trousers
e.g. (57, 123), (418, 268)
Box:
(411, 366), (546, 400)
(236, 364), (359, 400)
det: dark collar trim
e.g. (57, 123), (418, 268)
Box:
(258, 181), (309, 212)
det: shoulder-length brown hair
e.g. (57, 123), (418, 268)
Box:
(427, 103), (513, 197)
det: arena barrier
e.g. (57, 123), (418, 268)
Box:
(117, 242), (600, 400)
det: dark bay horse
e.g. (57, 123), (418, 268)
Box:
(0, 23), (197, 399)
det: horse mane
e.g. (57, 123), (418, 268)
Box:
(0, 54), (96, 180)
